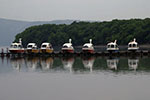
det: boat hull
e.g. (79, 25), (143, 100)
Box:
(107, 48), (119, 53)
(40, 49), (53, 53)
(128, 47), (139, 52)
(82, 49), (94, 54)
(62, 49), (74, 53)
(107, 50), (119, 53)
(9, 49), (25, 53)
(27, 49), (39, 53)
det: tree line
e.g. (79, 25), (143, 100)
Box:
(14, 18), (150, 47)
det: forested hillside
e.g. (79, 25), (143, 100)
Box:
(15, 18), (150, 47)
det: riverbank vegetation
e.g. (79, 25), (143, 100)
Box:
(14, 18), (150, 47)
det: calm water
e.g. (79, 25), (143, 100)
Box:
(0, 56), (150, 100)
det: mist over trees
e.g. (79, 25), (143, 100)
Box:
(15, 18), (150, 47)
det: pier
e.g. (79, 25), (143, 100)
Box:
(0, 49), (150, 57)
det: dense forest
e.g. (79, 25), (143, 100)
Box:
(14, 18), (150, 47)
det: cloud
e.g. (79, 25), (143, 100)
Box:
(0, 0), (149, 21)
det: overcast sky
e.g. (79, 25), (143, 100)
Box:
(0, 0), (149, 21)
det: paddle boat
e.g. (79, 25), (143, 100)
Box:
(62, 39), (74, 53)
(107, 40), (119, 52)
(82, 39), (94, 53)
(26, 43), (39, 53)
(9, 38), (25, 53)
(128, 38), (139, 51)
(40, 42), (53, 53)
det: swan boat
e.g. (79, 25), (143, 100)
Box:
(62, 39), (74, 53)
(128, 38), (139, 51)
(40, 42), (53, 53)
(107, 40), (119, 52)
(27, 43), (39, 53)
(82, 39), (94, 53)
(9, 38), (25, 53)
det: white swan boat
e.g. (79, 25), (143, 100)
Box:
(62, 39), (74, 53)
(82, 39), (94, 53)
(9, 38), (25, 53)
(40, 42), (53, 53)
(107, 40), (119, 52)
(27, 43), (39, 53)
(128, 38), (139, 51)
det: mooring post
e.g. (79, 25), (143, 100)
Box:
(6, 48), (8, 53)
(1, 48), (4, 53)
(6, 48), (10, 57)
(140, 50), (143, 57)
(1, 48), (4, 57)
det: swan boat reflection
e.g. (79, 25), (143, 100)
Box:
(62, 57), (74, 73)
(82, 57), (95, 73)
(40, 57), (54, 70)
(10, 57), (25, 71)
(128, 58), (139, 71)
(107, 58), (119, 70)
(26, 57), (39, 71)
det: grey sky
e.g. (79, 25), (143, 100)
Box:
(0, 0), (149, 21)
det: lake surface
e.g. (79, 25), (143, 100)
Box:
(0, 56), (150, 100)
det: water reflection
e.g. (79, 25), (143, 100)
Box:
(128, 58), (139, 71)
(107, 58), (119, 70)
(1, 56), (150, 74)
(10, 57), (24, 71)
(82, 57), (95, 73)
(26, 57), (39, 71)
(62, 57), (74, 73)
(40, 57), (53, 70)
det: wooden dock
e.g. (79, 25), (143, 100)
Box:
(0, 50), (150, 57)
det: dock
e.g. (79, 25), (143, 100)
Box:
(0, 50), (150, 57)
